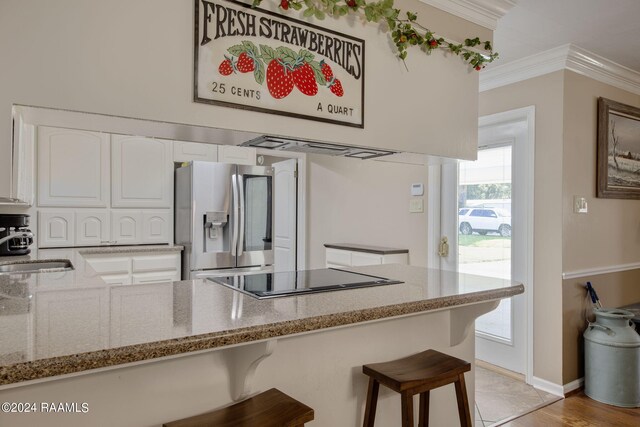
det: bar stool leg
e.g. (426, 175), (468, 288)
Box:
(401, 391), (415, 427)
(418, 391), (430, 427)
(454, 373), (472, 427)
(363, 378), (380, 427)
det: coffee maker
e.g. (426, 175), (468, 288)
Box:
(0, 214), (34, 256)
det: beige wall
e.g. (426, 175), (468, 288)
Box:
(0, 0), (489, 197)
(306, 154), (428, 269)
(561, 71), (640, 384)
(562, 71), (640, 270)
(479, 71), (565, 385)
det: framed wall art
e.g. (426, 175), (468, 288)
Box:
(597, 97), (640, 199)
(194, 0), (365, 128)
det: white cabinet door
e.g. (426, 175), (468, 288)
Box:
(218, 145), (256, 165)
(111, 135), (173, 208)
(111, 210), (142, 244)
(38, 211), (74, 248)
(37, 126), (110, 207)
(75, 211), (110, 246)
(141, 211), (171, 244)
(173, 141), (218, 163)
(35, 288), (108, 358)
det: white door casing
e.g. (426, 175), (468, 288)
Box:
(273, 159), (297, 272)
(435, 106), (535, 382)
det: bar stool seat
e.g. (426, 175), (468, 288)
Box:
(163, 388), (314, 427)
(362, 349), (471, 427)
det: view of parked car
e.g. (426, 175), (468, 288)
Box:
(458, 207), (511, 237)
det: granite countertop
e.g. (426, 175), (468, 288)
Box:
(0, 264), (523, 386)
(324, 243), (409, 254)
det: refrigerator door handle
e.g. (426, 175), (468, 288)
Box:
(231, 173), (239, 256)
(237, 174), (245, 256)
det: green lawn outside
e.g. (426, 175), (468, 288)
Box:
(459, 234), (511, 247)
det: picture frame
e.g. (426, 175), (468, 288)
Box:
(597, 97), (640, 199)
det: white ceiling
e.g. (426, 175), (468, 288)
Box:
(492, 0), (640, 72)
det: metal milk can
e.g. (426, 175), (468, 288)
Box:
(584, 308), (640, 407)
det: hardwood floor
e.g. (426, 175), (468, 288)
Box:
(501, 391), (640, 426)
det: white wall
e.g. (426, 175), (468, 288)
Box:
(307, 154), (428, 268)
(0, 0), (488, 197)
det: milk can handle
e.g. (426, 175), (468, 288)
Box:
(588, 322), (614, 336)
(630, 319), (637, 330)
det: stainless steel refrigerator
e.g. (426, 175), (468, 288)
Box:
(175, 161), (274, 279)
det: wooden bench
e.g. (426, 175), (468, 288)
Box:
(164, 388), (314, 427)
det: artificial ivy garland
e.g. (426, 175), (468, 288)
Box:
(251, 0), (498, 70)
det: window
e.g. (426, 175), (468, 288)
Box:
(470, 209), (483, 217)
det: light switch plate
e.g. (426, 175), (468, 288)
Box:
(574, 196), (588, 214)
(409, 198), (424, 213)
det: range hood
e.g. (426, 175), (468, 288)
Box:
(242, 135), (397, 160)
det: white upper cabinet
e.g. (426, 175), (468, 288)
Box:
(111, 210), (142, 245)
(111, 135), (173, 208)
(141, 211), (171, 244)
(38, 211), (74, 248)
(75, 211), (110, 246)
(37, 126), (110, 207)
(173, 141), (218, 163)
(218, 145), (256, 165)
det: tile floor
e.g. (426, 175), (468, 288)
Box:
(475, 366), (562, 426)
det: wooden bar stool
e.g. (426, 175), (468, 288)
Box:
(362, 349), (471, 427)
(163, 388), (314, 427)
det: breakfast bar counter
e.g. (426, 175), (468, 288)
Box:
(0, 261), (523, 426)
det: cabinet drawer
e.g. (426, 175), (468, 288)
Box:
(132, 271), (180, 284)
(351, 252), (384, 266)
(326, 249), (352, 267)
(85, 257), (131, 275)
(132, 254), (180, 273)
(100, 274), (131, 286)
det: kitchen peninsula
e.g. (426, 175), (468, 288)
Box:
(0, 254), (523, 427)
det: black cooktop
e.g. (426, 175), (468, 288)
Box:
(206, 268), (403, 299)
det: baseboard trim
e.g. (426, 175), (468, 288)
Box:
(563, 378), (584, 395)
(531, 376), (564, 397)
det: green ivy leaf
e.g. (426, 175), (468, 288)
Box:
(227, 44), (245, 56)
(314, 8), (325, 19)
(303, 7), (315, 18)
(299, 49), (314, 63)
(254, 65), (265, 85)
(277, 46), (297, 64)
(260, 45), (277, 62)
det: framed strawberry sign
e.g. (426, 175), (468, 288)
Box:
(194, 0), (365, 128)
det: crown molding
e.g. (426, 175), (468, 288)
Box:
(419, 0), (516, 30)
(480, 44), (640, 95)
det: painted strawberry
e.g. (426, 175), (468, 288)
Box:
(346, 0), (356, 7)
(475, 65), (482, 71)
(292, 63), (318, 96)
(428, 39), (438, 47)
(329, 79), (344, 97)
(320, 60), (333, 80)
(266, 59), (294, 99)
(218, 59), (233, 76)
(236, 52), (255, 73)
(280, 0), (289, 10)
